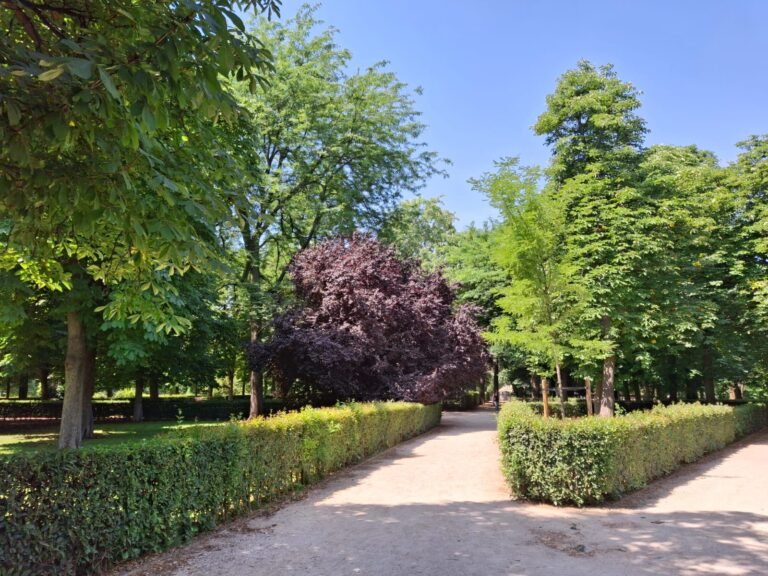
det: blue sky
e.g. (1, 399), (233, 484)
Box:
(279, 1), (768, 228)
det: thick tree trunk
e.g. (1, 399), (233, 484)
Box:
(685, 377), (699, 401)
(728, 382), (743, 400)
(59, 312), (87, 449)
(81, 345), (96, 440)
(17, 374), (28, 399)
(133, 374), (145, 422)
(555, 363), (566, 419)
(541, 376), (551, 419)
(599, 315), (615, 417)
(702, 348), (715, 402)
(149, 377), (159, 401)
(600, 355), (615, 417)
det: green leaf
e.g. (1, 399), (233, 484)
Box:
(98, 67), (120, 100)
(5, 100), (21, 126)
(65, 58), (94, 80)
(38, 67), (65, 82)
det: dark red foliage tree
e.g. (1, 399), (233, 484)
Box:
(250, 235), (487, 404)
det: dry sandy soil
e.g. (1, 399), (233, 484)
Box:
(113, 408), (768, 576)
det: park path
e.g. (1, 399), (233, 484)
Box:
(116, 408), (768, 576)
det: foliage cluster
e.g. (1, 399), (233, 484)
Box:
(250, 235), (487, 404)
(0, 401), (440, 575)
(451, 61), (768, 413)
(497, 401), (768, 506)
(1, 3), (445, 446)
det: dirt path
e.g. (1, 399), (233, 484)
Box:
(115, 408), (768, 576)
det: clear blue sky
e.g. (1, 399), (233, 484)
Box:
(279, 1), (768, 228)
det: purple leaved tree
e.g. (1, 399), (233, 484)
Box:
(250, 235), (487, 405)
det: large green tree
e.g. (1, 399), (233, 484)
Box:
(533, 61), (649, 416)
(217, 7), (442, 416)
(473, 158), (601, 413)
(1, 1), (279, 447)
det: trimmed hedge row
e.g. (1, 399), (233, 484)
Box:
(498, 401), (768, 506)
(442, 390), (482, 411)
(0, 397), (285, 422)
(0, 402), (441, 575)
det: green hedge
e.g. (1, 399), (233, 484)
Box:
(0, 397), (285, 422)
(498, 401), (768, 506)
(442, 390), (482, 411)
(0, 402), (441, 575)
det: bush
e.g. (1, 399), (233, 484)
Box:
(497, 401), (768, 506)
(0, 402), (441, 575)
(442, 390), (482, 411)
(0, 397), (285, 422)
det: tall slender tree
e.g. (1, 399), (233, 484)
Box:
(533, 61), (649, 416)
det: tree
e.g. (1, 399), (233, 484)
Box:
(217, 7), (442, 416)
(533, 61), (649, 416)
(378, 197), (456, 267)
(250, 235), (487, 404)
(472, 158), (601, 416)
(1, 1), (280, 447)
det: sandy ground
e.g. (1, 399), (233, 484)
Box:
(114, 408), (768, 576)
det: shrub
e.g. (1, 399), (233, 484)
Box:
(442, 390), (482, 411)
(0, 402), (441, 575)
(0, 398), (285, 422)
(498, 401), (768, 506)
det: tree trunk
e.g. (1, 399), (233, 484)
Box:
(149, 377), (159, 401)
(599, 315), (615, 417)
(208, 383), (214, 400)
(632, 381), (642, 402)
(531, 375), (540, 400)
(4, 377), (10, 399)
(133, 374), (145, 422)
(39, 367), (51, 400)
(17, 374), (28, 399)
(541, 376), (551, 419)
(555, 363), (566, 419)
(59, 311), (87, 449)
(227, 370), (235, 400)
(685, 377), (699, 401)
(728, 382), (743, 400)
(585, 377), (594, 416)
(703, 347), (715, 402)
(493, 358), (500, 401)
(600, 355), (615, 417)
(669, 370), (678, 401)
(81, 345), (96, 440)
(249, 361), (264, 419)
(560, 367), (569, 401)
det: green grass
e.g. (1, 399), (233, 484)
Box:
(0, 421), (224, 456)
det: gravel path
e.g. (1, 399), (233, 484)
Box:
(115, 408), (768, 576)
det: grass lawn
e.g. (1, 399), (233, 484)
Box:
(0, 420), (224, 456)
